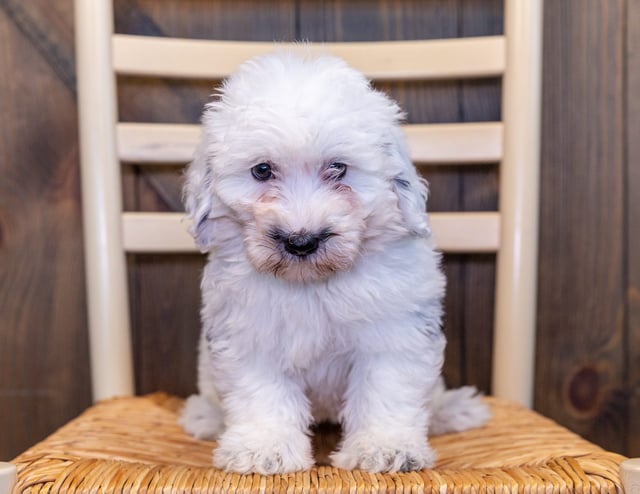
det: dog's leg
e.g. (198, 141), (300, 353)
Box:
(331, 325), (445, 473)
(212, 363), (314, 474)
(179, 331), (226, 440)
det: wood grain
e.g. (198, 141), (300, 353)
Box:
(0, 0), (76, 91)
(626, 0), (640, 458)
(536, 0), (627, 453)
(0, 0), (91, 460)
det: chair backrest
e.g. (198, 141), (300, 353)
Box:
(74, 0), (543, 407)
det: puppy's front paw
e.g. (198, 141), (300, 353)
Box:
(331, 435), (435, 472)
(179, 394), (225, 440)
(213, 426), (313, 474)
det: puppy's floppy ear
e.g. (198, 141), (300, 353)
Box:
(387, 127), (431, 238)
(183, 139), (227, 252)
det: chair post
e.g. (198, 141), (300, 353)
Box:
(0, 462), (16, 494)
(493, 0), (543, 408)
(74, 0), (135, 401)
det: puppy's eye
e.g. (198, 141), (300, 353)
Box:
(251, 163), (273, 181)
(327, 162), (347, 180)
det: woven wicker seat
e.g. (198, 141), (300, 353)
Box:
(12, 395), (624, 493)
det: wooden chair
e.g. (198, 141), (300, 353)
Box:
(2, 0), (638, 492)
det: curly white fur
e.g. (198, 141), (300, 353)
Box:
(179, 50), (490, 474)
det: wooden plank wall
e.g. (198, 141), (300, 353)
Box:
(0, 0), (91, 460)
(0, 0), (638, 461)
(536, 0), (628, 454)
(626, 0), (640, 456)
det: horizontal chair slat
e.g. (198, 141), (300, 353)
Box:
(117, 122), (503, 164)
(117, 123), (199, 164)
(430, 212), (500, 253)
(112, 35), (505, 81)
(121, 212), (500, 254)
(406, 123), (503, 164)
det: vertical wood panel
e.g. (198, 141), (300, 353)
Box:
(626, 0), (640, 457)
(0, 1), (91, 459)
(536, 0), (627, 453)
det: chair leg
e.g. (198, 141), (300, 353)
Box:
(621, 458), (640, 494)
(0, 462), (16, 494)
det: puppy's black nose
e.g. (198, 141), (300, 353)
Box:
(284, 231), (321, 257)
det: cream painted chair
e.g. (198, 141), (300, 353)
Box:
(2, 1), (638, 493)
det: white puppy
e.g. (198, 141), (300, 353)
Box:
(179, 51), (490, 474)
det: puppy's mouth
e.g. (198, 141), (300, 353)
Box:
(267, 228), (337, 259)
(244, 226), (357, 282)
